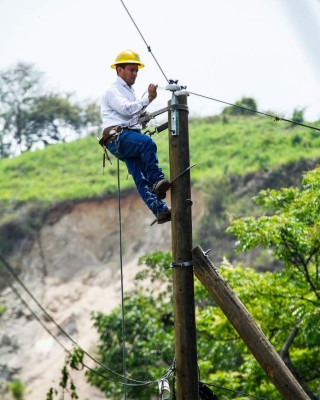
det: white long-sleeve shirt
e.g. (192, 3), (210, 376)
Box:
(101, 76), (149, 130)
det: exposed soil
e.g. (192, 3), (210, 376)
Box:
(0, 189), (204, 399)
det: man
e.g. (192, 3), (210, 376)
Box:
(100, 49), (171, 224)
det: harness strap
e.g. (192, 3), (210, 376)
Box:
(98, 125), (124, 169)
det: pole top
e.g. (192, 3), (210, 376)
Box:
(165, 79), (189, 95)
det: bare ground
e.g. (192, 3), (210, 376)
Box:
(0, 189), (204, 399)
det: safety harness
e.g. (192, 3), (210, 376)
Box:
(98, 103), (188, 169)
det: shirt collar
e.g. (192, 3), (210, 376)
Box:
(117, 76), (131, 89)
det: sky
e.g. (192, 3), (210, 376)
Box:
(1, 0), (320, 123)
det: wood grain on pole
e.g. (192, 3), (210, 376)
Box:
(169, 95), (199, 400)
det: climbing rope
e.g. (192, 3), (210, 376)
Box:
(116, 157), (128, 399)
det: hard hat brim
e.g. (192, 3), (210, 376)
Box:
(111, 61), (145, 69)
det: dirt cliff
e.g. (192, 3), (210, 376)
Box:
(0, 189), (204, 399)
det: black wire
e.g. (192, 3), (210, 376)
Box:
(1, 274), (69, 353)
(0, 273), (273, 398)
(203, 381), (270, 400)
(0, 253), (158, 387)
(119, 0), (169, 83)
(0, 273), (142, 387)
(189, 91), (320, 132)
(118, 0), (320, 133)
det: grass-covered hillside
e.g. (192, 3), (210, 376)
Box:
(1, 114), (320, 260)
(1, 115), (320, 207)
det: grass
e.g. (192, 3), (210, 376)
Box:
(1, 114), (320, 211)
(0, 113), (319, 256)
(189, 115), (320, 184)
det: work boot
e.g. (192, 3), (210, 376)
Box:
(157, 209), (171, 224)
(152, 179), (170, 200)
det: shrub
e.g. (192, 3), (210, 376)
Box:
(7, 380), (25, 400)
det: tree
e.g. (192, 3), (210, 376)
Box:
(0, 62), (100, 157)
(227, 166), (320, 398)
(227, 166), (320, 299)
(223, 97), (258, 117)
(86, 252), (174, 399)
(292, 107), (305, 124)
(85, 248), (319, 399)
(84, 169), (320, 399)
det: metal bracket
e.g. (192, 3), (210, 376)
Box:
(166, 80), (189, 136)
(203, 249), (211, 257)
(170, 260), (194, 268)
(170, 92), (179, 136)
(171, 104), (189, 112)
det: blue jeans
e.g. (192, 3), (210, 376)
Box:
(107, 129), (169, 216)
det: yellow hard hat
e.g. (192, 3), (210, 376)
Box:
(111, 49), (145, 69)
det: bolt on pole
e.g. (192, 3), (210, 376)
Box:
(168, 90), (199, 400)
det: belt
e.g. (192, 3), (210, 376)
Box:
(98, 125), (141, 168)
(99, 125), (141, 147)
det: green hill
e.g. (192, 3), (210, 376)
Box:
(1, 115), (320, 206)
(1, 114), (320, 260)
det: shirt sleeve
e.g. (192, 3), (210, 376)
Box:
(106, 86), (149, 117)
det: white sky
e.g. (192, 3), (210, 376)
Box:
(1, 0), (320, 121)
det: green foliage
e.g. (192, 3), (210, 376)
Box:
(197, 262), (319, 398)
(86, 250), (319, 399)
(46, 347), (84, 400)
(189, 115), (320, 185)
(222, 97), (257, 116)
(0, 136), (126, 209)
(7, 379), (25, 400)
(1, 113), (320, 214)
(292, 107), (305, 124)
(0, 62), (100, 157)
(86, 251), (173, 399)
(228, 166), (320, 298)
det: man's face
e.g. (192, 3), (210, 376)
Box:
(118, 64), (139, 87)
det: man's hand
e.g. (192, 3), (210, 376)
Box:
(148, 83), (158, 102)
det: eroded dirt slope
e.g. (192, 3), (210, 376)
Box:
(0, 190), (203, 399)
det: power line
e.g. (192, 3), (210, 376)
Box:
(1, 273), (69, 353)
(119, 0), (320, 133)
(189, 90), (320, 132)
(1, 257), (269, 398)
(119, 0), (169, 83)
(0, 253), (166, 387)
(203, 382), (271, 400)
(0, 272), (139, 387)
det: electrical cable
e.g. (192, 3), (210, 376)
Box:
(0, 273), (141, 387)
(0, 254), (164, 387)
(0, 273), (69, 353)
(203, 382), (271, 400)
(119, 0), (169, 83)
(0, 274), (273, 400)
(189, 90), (320, 132)
(4, 2), (317, 394)
(119, 0), (320, 133)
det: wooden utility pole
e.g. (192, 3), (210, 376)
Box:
(168, 92), (199, 399)
(192, 245), (311, 400)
